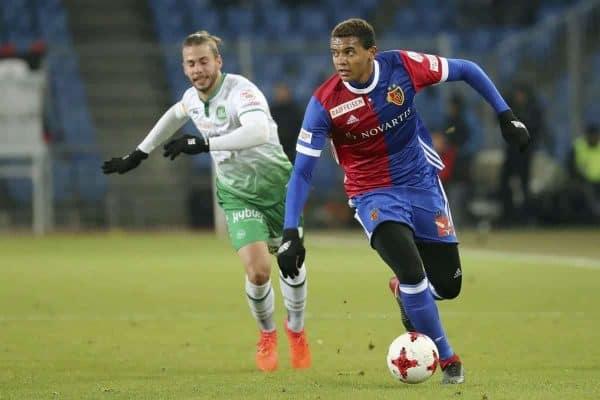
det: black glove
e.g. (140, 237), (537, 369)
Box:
(102, 149), (148, 174)
(498, 109), (530, 152)
(277, 228), (305, 279)
(163, 134), (209, 160)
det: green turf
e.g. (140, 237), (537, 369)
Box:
(1, 229), (599, 399)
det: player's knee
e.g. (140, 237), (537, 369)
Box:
(246, 264), (271, 285)
(431, 278), (462, 300)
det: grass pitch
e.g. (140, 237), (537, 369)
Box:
(1, 229), (599, 399)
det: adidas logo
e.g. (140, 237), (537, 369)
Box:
(511, 120), (526, 129)
(277, 241), (291, 254)
(346, 114), (359, 125)
(453, 268), (462, 278)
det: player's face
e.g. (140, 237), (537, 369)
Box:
(330, 36), (376, 83)
(182, 44), (223, 94)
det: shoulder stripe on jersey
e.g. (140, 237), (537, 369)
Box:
(418, 136), (445, 170)
(296, 143), (321, 157)
(418, 136), (444, 163)
(343, 60), (380, 94)
(238, 108), (266, 118)
(423, 152), (445, 170)
(440, 57), (449, 82)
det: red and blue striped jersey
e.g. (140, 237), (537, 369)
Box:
(296, 50), (449, 197)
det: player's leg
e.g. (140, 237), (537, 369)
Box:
(416, 242), (462, 301)
(409, 180), (464, 383)
(372, 222), (463, 384)
(265, 203), (310, 368)
(238, 241), (276, 332)
(225, 207), (277, 371)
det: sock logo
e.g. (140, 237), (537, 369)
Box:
(453, 268), (462, 278)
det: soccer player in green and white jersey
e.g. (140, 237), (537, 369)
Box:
(102, 31), (310, 372)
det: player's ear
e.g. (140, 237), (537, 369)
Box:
(368, 46), (377, 60)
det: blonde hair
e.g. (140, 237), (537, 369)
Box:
(182, 30), (222, 57)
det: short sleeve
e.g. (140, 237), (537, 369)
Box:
(399, 50), (449, 92)
(230, 83), (269, 119)
(295, 96), (331, 158)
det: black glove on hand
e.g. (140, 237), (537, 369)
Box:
(163, 134), (209, 160)
(277, 228), (305, 279)
(498, 109), (530, 152)
(102, 149), (148, 174)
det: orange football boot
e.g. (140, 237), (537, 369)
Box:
(285, 320), (311, 369)
(256, 330), (278, 372)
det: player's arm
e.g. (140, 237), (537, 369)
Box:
(210, 111), (269, 150)
(102, 103), (189, 174)
(277, 97), (331, 278)
(162, 110), (270, 159)
(400, 50), (530, 152)
(445, 58), (530, 152)
(163, 84), (271, 159)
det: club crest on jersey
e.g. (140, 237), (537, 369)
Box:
(370, 208), (379, 221)
(216, 105), (227, 120)
(386, 84), (404, 106)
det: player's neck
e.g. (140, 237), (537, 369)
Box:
(196, 71), (223, 101)
(355, 61), (375, 85)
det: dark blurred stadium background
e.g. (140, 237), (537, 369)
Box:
(0, 0), (598, 234)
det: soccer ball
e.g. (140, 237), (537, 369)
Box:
(386, 332), (439, 383)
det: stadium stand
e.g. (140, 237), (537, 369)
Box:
(0, 0), (106, 211)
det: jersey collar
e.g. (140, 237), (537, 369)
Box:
(198, 72), (227, 103)
(343, 60), (380, 94)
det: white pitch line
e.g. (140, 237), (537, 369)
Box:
(310, 236), (600, 270)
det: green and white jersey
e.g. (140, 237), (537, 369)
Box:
(175, 73), (292, 207)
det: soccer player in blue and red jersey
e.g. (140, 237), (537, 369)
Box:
(276, 19), (530, 384)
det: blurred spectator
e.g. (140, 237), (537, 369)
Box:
(271, 82), (303, 163)
(440, 93), (475, 225)
(490, 0), (540, 26)
(431, 130), (457, 184)
(564, 124), (600, 223)
(498, 83), (545, 224)
(444, 93), (473, 184)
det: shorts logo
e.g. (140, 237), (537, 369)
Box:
(386, 84), (404, 106)
(435, 214), (454, 237)
(236, 229), (246, 240)
(232, 209), (263, 223)
(370, 208), (379, 221)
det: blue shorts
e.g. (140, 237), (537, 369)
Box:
(351, 178), (458, 245)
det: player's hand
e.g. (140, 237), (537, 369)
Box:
(498, 109), (530, 152)
(163, 134), (209, 160)
(277, 228), (305, 279)
(102, 149), (148, 174)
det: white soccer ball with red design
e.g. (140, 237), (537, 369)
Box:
(386, 332), (439, 383)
